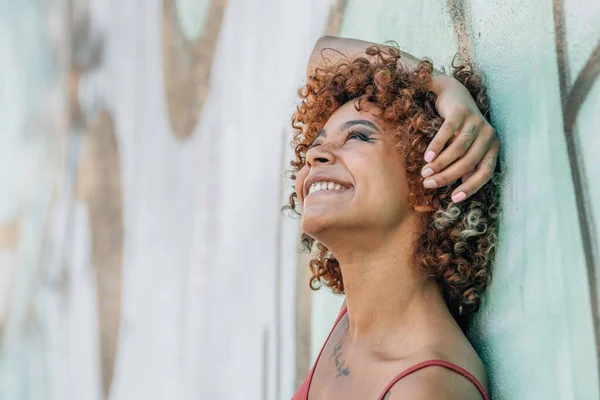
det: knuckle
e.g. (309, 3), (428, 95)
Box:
(428, 155), (447, 171)
(436, 173), (460, 186)
(484, 124), (496, 138)
(441, 124), (456, 136)
(437, 174), (451, 186)
(455, 158), (476, 175)
(457, 185), (470, 195)
(480, 164), (493, 178)
(430, 138), (442, 149)
(451, 136), (469, 154)
(427, 160), (440, 171)
(453, 104), (468, 115)
(466, 157), (479, 171)
(471, 116), (484, 126)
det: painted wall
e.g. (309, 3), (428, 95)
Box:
(0, 0), (342, 399)
(325, 0), (600, 399)
(0, 0), (598, 399)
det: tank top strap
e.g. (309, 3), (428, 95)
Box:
(293, 305), (348, 400)
(309, 305), (348, 380)
(376, 359), (489, 400)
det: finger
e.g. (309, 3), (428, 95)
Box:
(421, 119), (484, 179)
(422, 131), (494, 190)
(450, 140), (500, 203)
(423, 114), (465, 163)
(461, 170), (475, 183)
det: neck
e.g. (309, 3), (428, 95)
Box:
(320, 213), (452, 349)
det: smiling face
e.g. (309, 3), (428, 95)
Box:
(295, 99), (414, 242)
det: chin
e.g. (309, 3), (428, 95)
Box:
(301, 207), (338, 237)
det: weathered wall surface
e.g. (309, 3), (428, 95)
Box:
(0, 0), (340, 399)
(318, 0), (600, 399)
(0, 0), (598, 399)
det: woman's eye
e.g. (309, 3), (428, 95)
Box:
(346, 131), (370, 141)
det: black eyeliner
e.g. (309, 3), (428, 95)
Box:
(346, 130), (376, 142)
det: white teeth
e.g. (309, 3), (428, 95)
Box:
(308, 181), (346, 195)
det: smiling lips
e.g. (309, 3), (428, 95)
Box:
(303, 174), (354, 199)
(306, 181), (353, 199)
(309, 181), (342, 194)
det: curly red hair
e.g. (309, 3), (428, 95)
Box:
(287, 42), (503, 326)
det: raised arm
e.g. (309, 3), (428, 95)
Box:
(306, 36), (461, 97)
(305, 36), (500, 204)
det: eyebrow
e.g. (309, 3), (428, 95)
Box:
(314, 119), (381, 140)
(340, 120), (381, 132)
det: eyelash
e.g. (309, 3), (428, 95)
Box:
(345, 131), (372, 142)
(309, 131), (372, 148)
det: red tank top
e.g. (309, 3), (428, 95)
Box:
(291, 306), (489, 400)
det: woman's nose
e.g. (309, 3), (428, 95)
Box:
(306, 144), (336, 166)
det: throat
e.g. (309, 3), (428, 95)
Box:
(343, 278), (448, 349)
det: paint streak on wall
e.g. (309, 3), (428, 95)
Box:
(0, 220), (20, 251)
(162, 0), (227, 140)
(0, 218), (19, 342)
(69, 2), (123, 397)
(448, 0), (473, 65)
(0, 218), (20, 339)
(75, 110), (123, 399)
(553, 0), (600, 379)
(324, 0), (348, 37)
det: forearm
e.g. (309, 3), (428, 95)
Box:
(306, 36), (461, 95)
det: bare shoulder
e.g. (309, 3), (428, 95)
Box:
(382, 316), (488, 400)
(382, 363), (484, 400)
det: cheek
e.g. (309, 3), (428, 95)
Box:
(380, 159), (410, 200)
(379, 147), (409, 192)
(353, 155), (409, 208)
(295, 165), (309, 203)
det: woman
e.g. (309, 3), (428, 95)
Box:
(289, 36), (502, 400)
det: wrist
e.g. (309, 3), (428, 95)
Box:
(431, 74), (462, 96)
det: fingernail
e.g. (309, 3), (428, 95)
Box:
(425, 151), (436, 163)
(452, 192), (466, 202)
(421, 168), (434, 178)
(423, 179), (437, 189)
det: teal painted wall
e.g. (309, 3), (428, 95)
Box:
(309, 0), (600, 398)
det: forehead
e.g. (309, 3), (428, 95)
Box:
(323, 99), (387, 132)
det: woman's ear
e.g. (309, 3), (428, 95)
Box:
(412, 193), (436, 213)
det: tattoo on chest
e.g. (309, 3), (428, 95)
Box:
(329, 337), (351, 378)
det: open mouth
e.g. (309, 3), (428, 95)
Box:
(306, 181), (352, 197)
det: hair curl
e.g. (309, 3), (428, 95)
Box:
(286, 42), (504, 327)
